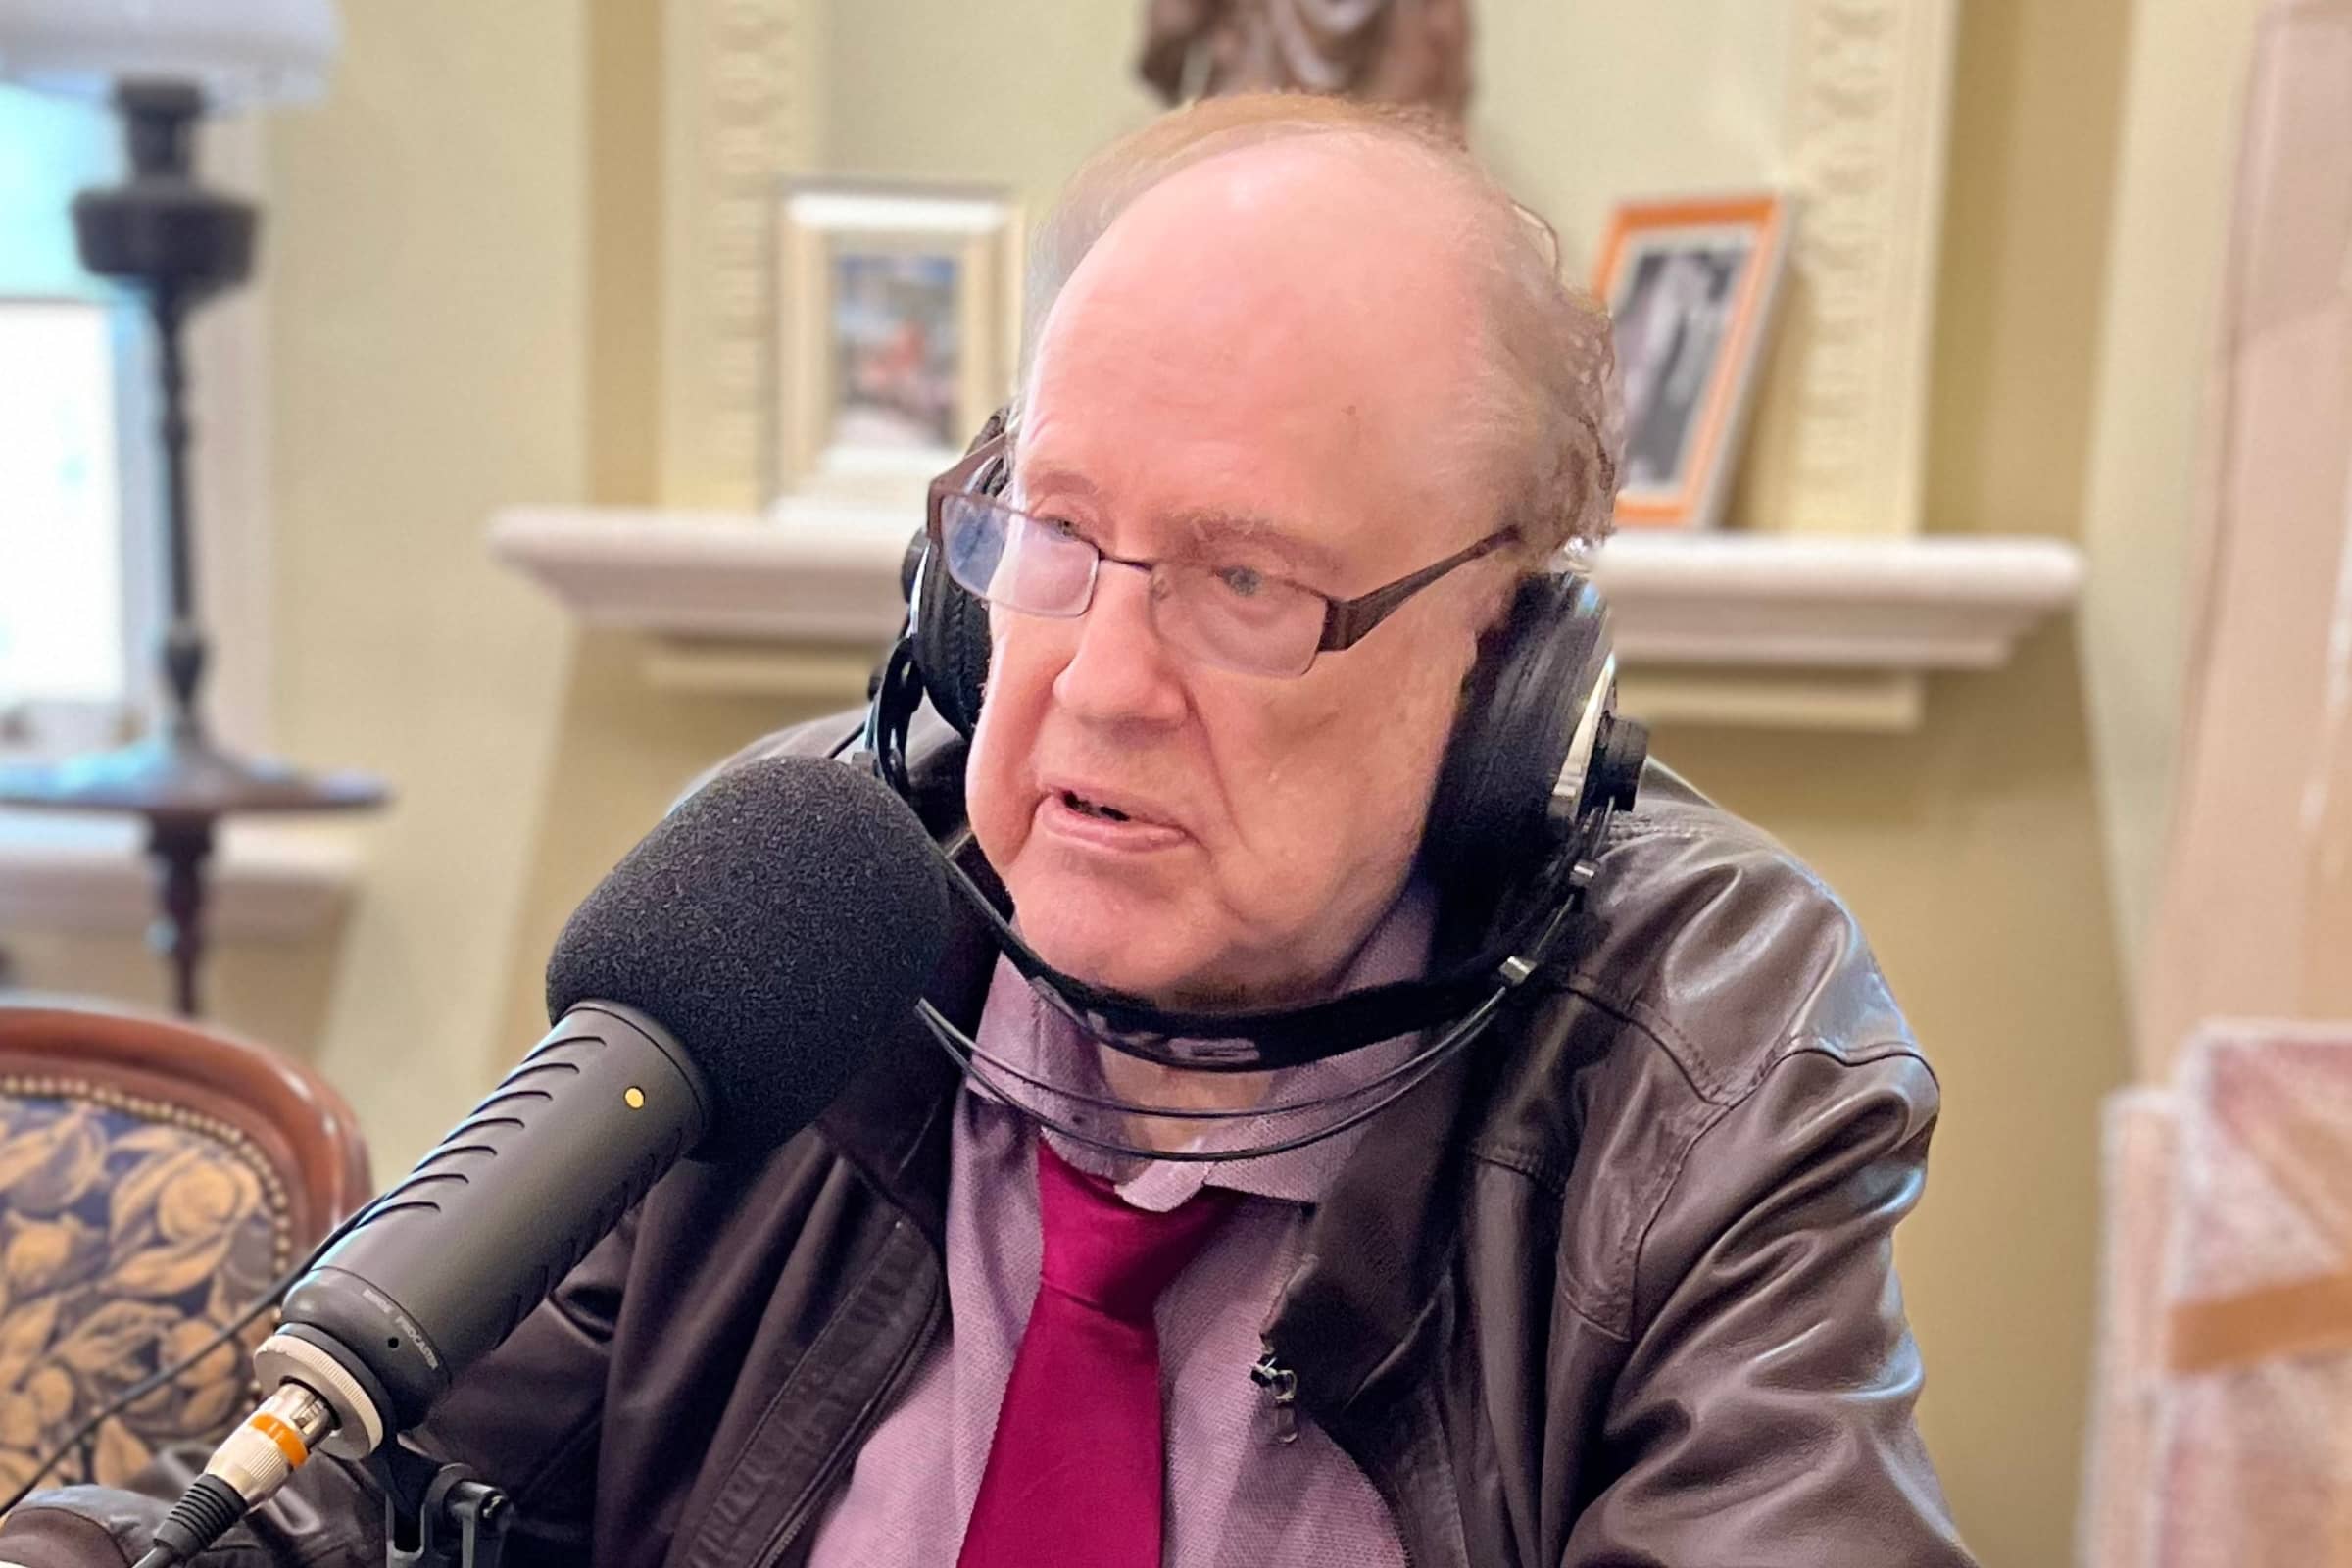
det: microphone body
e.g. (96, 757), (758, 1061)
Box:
(155, 1004), (710, 1560)
(275, 1002), (709, 1453)
(144, 756), (952, 1565)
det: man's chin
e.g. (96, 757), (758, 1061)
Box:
(1008, 878), (1203, 1003)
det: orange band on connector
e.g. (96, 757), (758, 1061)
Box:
(250, 1412), (309, 1467)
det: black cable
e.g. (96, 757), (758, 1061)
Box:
(0, 1196), (377, 1516)
(0, 1259), (296, 1516)
(931, 990), (1501, 1163)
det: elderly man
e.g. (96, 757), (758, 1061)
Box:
(0, 95), (1973, 1568)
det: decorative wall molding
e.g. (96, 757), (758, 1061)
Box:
(659, 0), (819, 509)
(491, 500), (910, 642)
(1738, 0), (1960, 537)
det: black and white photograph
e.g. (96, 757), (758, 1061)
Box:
(1610, 237), (1753, 493)
(1591, 194), (1788, 529)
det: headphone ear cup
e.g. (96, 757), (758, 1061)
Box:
(1422, 574), (1610, 889)
(911, 547), (991, 740)
(906, 435), (1011, 740)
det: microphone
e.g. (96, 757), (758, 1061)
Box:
(144, 756), (951, 1564)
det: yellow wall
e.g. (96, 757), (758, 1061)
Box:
(259, 0), (591, 1168)
(0, 2), (2269, 1562)
(2080, 0), (2266, 993)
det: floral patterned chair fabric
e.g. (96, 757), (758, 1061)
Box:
(0, 1002), (368, 1498)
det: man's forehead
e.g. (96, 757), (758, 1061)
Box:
(1039, 138), (1482, 364)
(1014, 454), (1348, 575)
(1013, 138), (1492, 574)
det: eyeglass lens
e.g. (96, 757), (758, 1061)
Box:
(939, 494), (1325, 677)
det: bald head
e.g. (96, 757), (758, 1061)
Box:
(1016, 94), (1621, 561)
(1025, 136), (1493, 538)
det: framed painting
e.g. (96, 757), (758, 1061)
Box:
(770, 178), (1020, 508)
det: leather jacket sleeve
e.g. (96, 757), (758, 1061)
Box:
(0, 1204), (641, 1568)
(1560, 1046), (1977, 1567)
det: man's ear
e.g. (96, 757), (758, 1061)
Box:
(1466, 559), (1531, 655)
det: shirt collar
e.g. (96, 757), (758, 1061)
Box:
(966, 880), (1439, 1211)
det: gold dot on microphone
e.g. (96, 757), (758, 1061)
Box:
(623, 1087), (646, 1109)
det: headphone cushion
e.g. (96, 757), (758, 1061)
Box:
(1422, 574), (1607, 886)
(915, 558), (991, 738)
(910, 429), (1010, 739)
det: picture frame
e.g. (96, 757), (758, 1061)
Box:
(1591, 193), (1791, 531)
(769, 177), (1021, 509)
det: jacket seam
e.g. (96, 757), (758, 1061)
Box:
(1492, 979), (1711, 1331)
(1778, 1030), (1938, 1091)
(1619, 1093), (1740, 1340)
(1558, 973), (1734, 1105)
(1465, 1135), (1567, 1200)
(1621, 1042), (1928, 1342)
(1557, 1291), (1634, 1344)
(1560, 966), (1927, 1109)
(684, 1210), (913, 1564)
(1464, 1140), (1631, 1341)
(1544, 985), (1930, 1334)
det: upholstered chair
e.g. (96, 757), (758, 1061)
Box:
(0, 1002), (368, 1495)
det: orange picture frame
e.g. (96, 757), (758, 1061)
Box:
(1591, 193), (1790, 531)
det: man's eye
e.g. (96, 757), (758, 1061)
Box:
(1041, 516), (1087, 544)
(1212, 564), (1265, 598)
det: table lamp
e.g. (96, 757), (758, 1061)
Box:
(0, 0), (386, 1017)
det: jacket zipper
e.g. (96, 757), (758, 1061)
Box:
(1252, 1342), (1422, 1568)
(745, 1244), (948, 1568)
(1250, 1343), (1299, 1445)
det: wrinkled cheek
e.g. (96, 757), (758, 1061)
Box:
(965, 626), (1062, 865)
(1240, 727), (1433, 927)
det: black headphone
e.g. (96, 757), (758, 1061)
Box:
(873, 414), (1648, 900)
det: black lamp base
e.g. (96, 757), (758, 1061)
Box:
(3, 79), (389, 1017)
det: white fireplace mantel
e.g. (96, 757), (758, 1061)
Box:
(490, 501), (2083, 731)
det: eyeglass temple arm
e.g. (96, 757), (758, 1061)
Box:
(1318, 531), (1516, 652)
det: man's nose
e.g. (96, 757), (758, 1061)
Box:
(1050, 562), (1187, 726)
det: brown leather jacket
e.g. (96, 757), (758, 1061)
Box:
(2, 716), (1975, 1567)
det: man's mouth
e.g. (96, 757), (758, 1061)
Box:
(1038, 781), (1186, 852)
(1059, 789), (1132, 823)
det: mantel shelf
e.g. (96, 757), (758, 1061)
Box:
(0, 816), (361, 941)
(489, 503), (2085, 730)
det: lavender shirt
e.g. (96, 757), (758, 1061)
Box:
(807, 894), (1434, 1568)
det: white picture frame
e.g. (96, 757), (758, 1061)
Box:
(769, 178), (1021, 511)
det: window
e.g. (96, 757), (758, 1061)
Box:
(0, 85), (156, 760)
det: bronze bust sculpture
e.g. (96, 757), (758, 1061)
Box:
(1139, 0), (1472, 120)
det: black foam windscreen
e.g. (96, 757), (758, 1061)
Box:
(545, 754), (952, 1162)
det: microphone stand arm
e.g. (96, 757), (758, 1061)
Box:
(370, 1442), (514, 1568)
